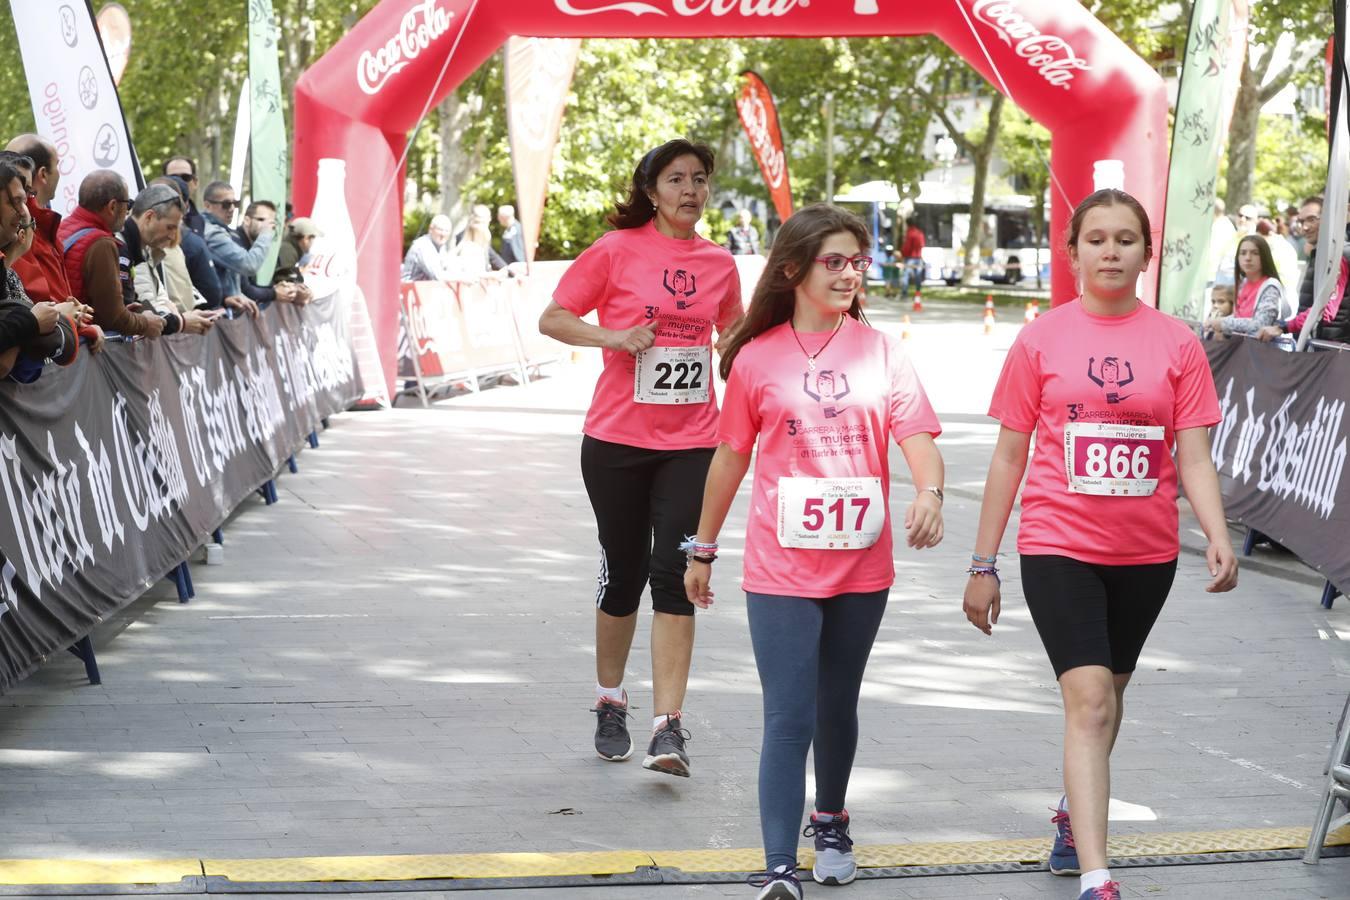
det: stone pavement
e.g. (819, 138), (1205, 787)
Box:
(1, 299), (1347, 899)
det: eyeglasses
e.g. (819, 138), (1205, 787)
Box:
(113, 197), (131, 208)
(210, 198), (239, 210)
(814, 254), (872, 273)
(14, 221), (33, 234)
(1299, 214), (1321, 227)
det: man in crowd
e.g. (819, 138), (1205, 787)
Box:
(4, 135), (74, 305)
(163, 155), (206, 236)
(1258, 195), (1349, 345)
(231, 200), (302, 309)
(151, 175), (222, 309)
(121, 184), (214, 334)
(57, 171), (167, 338)
(900, 218), (925, 297)
(0, 159), (63, 358)
(202, 181), (267, 318)
(726, 208), (759, 256)
(273, 217), (320, 294)
(497, 204), (526, 265)
(402, 214), (452, 282)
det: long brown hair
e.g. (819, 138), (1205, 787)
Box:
(719, 204), (870, 380)
(606, 139), (715, 230)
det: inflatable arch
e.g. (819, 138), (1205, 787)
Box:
(294, 0), (1168, 393)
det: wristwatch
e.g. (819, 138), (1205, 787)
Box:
(919, 486), (944, 504)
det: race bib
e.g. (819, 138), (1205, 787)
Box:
(634, 346), (710, 405)
(777, 477), (886, 550)
(1063, 422), (1166, 496)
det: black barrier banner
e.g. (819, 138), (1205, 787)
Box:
(0, 297), (359, 694)
(1206, 339), (1350, 592)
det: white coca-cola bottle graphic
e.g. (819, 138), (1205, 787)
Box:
(305, 158), (390, 408)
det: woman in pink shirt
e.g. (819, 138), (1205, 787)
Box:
(538, 140), (742, 778)
(963, 190), (1239, 900)
(684, 204), (944, 900)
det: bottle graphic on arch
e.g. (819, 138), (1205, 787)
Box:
(305, 158), (390, 408)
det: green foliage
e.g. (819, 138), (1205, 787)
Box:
(1254, 114), (1329, 212)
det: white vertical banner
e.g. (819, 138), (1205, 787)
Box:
(9, 0), (143, 216)
(1298, 0), (1349, 350)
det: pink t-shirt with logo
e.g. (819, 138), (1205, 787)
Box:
(719, 317), (942, 598)
(554, 222), (743, 450)
(988, 300), (1221, 565)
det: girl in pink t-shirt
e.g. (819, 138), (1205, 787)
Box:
(964, 190), (1238, 900)
(683, 205), (944, 899)
(538, 140), (742, 781)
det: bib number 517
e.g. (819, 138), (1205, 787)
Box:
(802, 496), (871, 531)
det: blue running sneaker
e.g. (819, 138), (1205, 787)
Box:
(1049, 806), (1080, 875)
(748, 864), (802, 899)
(1078, 880), (1120, 900)
(804, 810), (855, 885)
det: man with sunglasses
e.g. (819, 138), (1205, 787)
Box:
(202, 181), (270, 318)
(58, 171), (166, 338)
(0, 159), (65, 362)
(122, 184), (216, 336)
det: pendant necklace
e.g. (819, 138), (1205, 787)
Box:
(790, 315), (845, 371)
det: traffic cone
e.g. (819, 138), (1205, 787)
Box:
(901, 314), (911, 341)
(1024, 301), (1035, 324)
(912, 288), (923, 313)
(983, 296), (996, 335)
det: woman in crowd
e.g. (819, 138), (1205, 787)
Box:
(962, 189), (1238, 900)
(451, 210), (506, 278)
(1206, 234), (1285, 337)
(538, 139), (742, 778)
(684, 204), (944, 899)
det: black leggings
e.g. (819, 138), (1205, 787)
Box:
(580, 435), (714, 617)
(1020, 554), (1177, 678)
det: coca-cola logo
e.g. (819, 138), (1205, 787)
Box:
(971, 0), (1090, 91)
(554, 0), (808, 17)
(736, 90), (785, 189)
(357, 0), (455, 96)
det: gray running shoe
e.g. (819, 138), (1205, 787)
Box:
(748, 864), (801, 899)
(591, 698), (632, 761)
(805, 810), (855, 885)
(642, 715), (691, 777)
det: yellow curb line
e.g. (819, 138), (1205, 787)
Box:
(0, 825), (1345, 885)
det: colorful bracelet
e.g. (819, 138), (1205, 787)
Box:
(971, 552), (997, 565)
(966, 565), (1001, 585)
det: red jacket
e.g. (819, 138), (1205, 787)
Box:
(11, 197), (72, 302)
(901, 225), (925, 259)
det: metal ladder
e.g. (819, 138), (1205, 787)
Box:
(1305, 690), (1350, 863)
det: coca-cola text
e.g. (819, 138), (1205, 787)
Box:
(972, 0), (1090, 91)
(737, 91), (785, 188)
(555, 0), (806, 17)
(357, 0), (455, 96)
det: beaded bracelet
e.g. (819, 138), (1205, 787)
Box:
(967, 565), (1001, 585)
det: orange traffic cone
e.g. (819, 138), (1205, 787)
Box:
(912, 288), (923, 313)
(983, 296), (996, 335)
(901, 314), (911, 341)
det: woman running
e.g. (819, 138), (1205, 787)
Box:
(684, 204), (944, 899)
(539, 139), (743, 778)
(962, 189), (1239, 900)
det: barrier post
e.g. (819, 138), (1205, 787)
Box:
(66, 635), (101, 685)
(1305, 691), (1350, 863)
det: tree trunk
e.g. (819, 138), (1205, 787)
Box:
(1225, 54), (1261, 210)
(962, 93), (1005, 286)
(437, 87), (486, 225)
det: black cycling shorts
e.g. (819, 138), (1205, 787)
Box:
(580, 435), (714, 617)
(1019, 554), (1178, 678)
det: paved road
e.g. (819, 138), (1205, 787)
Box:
(2, 299), (1347, 898)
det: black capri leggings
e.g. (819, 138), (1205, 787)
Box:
(580, 435), (714, 617)
(1020, 554), (1178, 678)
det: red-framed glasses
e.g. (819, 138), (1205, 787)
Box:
(814, 254), (872, 273)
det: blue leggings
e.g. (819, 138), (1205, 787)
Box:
(746, 589), (889, 871)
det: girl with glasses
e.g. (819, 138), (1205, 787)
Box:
(684, 203), (945, 899)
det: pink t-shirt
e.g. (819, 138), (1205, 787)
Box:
(554, 222), (743, 450)
(988, 300), (1221, 565)
(719, 317), (942, 598)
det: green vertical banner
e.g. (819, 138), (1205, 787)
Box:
(1159, 0), (1243, 319)
(247, 0), (286, 283)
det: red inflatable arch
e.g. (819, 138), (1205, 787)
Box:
(294, 0), (1168, 394)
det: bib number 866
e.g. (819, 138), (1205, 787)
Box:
(653, 361), (703, 391)
(1083, 442), (1150, 479)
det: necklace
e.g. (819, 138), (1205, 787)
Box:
(790, 315), (845, 371)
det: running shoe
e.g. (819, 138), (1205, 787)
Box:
(1049, 805), (1080, 875)
(1077, 881), (1121, 900)
(591, 697), (632, 762)
(748, 864), (802, 899)
(642, 715), (691, 777)
(804, 810), (855, 885)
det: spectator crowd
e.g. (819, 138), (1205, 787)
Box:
(0, 134), (325, 384)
